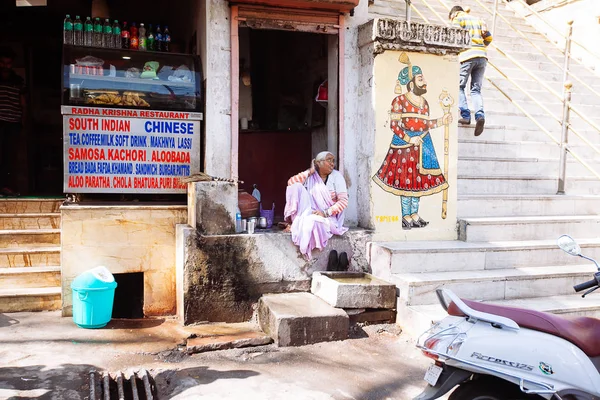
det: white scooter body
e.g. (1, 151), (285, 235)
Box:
(428, 313), (600, 398)
(415, 235), (600, 400)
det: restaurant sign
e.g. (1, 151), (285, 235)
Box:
(62, 106), (202, 194)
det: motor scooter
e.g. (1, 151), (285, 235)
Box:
(414, 235), (600, 400)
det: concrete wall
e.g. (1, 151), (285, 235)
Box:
(61, 205), (187, 317)
(510, 0), (600, 71)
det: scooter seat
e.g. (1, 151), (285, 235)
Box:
(448, 298), (600, 357)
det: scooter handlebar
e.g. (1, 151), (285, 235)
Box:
(574, 279), (598, 293)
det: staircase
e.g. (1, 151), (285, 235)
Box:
(0, 199), (62, 312)
(368, 0), (600, 334)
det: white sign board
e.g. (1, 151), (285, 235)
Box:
(62, 106), (202, 194)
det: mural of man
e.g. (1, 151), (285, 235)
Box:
(373, 53), (452, 230)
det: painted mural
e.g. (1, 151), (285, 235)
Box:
(371, 51), (459, 240)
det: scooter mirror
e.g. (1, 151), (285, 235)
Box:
(558, 234), (581, 256)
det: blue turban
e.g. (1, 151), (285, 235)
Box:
(398, 65), (423, 85)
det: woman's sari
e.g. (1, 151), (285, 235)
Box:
(284, 172), (348, 259)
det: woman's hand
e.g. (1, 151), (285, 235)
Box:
(312, 210), (326, 217)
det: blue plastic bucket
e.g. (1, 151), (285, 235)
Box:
(71, 266), (118, 329)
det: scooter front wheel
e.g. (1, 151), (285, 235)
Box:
(449, 377), (543, 400)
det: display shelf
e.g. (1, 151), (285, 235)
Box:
(69, 73), (195, 88)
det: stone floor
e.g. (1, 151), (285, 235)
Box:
(0, 311), (439, 399)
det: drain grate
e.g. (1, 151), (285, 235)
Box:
(89, 369), (155, 400)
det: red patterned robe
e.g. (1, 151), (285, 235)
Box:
(373, 93), (448, 197)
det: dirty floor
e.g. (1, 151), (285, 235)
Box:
(0, 311), (440, 400)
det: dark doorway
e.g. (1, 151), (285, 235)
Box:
(112, 272), (144, 319)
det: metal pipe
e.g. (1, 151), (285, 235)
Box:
(491, 0), (499, 36)
(558, 81), (573, 195)
(405, 0), (412, 22)
(562, 21), (574, 87)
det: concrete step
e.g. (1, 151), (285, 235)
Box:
(457, 194), (600, 217)
(458, 157), (600, 177)
(458, 125), (560, 143)
(457, 175), (600, 195)
(0, 246), (61, 268)
(392, 264), (598, 306)
(0, 229), (61, 248)
(258, 292), (349, 347)
(0, 286), (61, 312)
(459, 215), (600, 242)
(0, 266), (61, 288)
(398, 293), (600, 335)
(370, 238), (600, 274)
(0, 213), (61, 230)
(458, 139), (600, 160)
(0, 199), (63, 214)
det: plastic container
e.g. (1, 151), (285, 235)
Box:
(71, 266), (117, 329)
(260, 203), (275, 228)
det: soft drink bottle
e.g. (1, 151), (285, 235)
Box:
(164, 26), (171, 52)
(73, 16), (83, 45)
(112, 20), (121, 49)
(84, 17), (93, 47)
(155, 25), (163, 52)
(102, 19), (112, 48)
(93, 18), (103, 47)
(121, 21), (130, 49)
(63, 14), (73, 45)
(138, 23), (147, 51)
(147, 24), (155, 51)
(130, 22), (139, 50)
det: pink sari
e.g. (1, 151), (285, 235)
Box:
(284, 173), (348, 259)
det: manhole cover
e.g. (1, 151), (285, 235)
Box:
(89, 369), (155, 400)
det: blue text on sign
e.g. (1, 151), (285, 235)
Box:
(144, 121), (194, 134)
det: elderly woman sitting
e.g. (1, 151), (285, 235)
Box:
(284, 151), (349, 259)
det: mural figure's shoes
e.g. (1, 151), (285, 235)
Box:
(411, 217), (429, 228)
(327, 250), (339, 271)
(338, 252), (349, 271)
(402, 218), (412, 230)
(474, 118), (485, 137)
(458, 118), (471, 125)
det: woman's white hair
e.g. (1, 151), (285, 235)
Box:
(315, 151), (335, 162)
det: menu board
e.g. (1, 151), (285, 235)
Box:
(62, 106), (202, 193)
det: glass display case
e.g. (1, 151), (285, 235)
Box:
(62, 45), (202, 111)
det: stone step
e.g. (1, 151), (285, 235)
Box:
(0, 229), (61, 248)
(458, 139), (600, 160)
(457, 194), (600, 217)
(370, 238), (600, 274)
(0, 246), (61, 268)
(392, 264), (598, 306)
(490, 58), (599, 81)
(459, 215), (600, 242)
(0, 199), (63, 214)
(398, 293), (600, 336)
(457, 175), (600, 195)
(0, 286), (61, 312)
(0, 213), (61, 230)
(258, 292), (349, 347)
(458, 157), (600, 177)
(0, 266), (61, 288)
(458, 125), (557, 142)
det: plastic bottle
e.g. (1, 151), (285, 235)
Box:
(235, 207), (242, 233)
(63, 14), (73, 45)
(163, 26), (171, 52)
(73, 16), (83, 45)
(130, 22), (139, 50)
(147, 24), (155, 51)
(155, 25), (163, 52)
(121, 21), (130, 49)
(138, 23), (147, 51)
(112, 20), (121, 49)
(84, 17), (93, 47)
(93, 18), (103, 47)
(102, 19), (112, 48)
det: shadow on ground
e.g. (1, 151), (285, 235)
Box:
(0, 363), (97, 400)
(0, 314), (20, 329)
(154, 366), (260, 398)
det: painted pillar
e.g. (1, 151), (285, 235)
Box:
(357, 19), (470, 241)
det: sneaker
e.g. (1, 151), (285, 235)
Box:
(474, 118), (485, 137)
(458, 118), (471, 125)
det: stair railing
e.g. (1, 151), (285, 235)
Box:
(412, 0), (600, 186)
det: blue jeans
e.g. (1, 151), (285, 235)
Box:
(459, 57), (487, 121)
